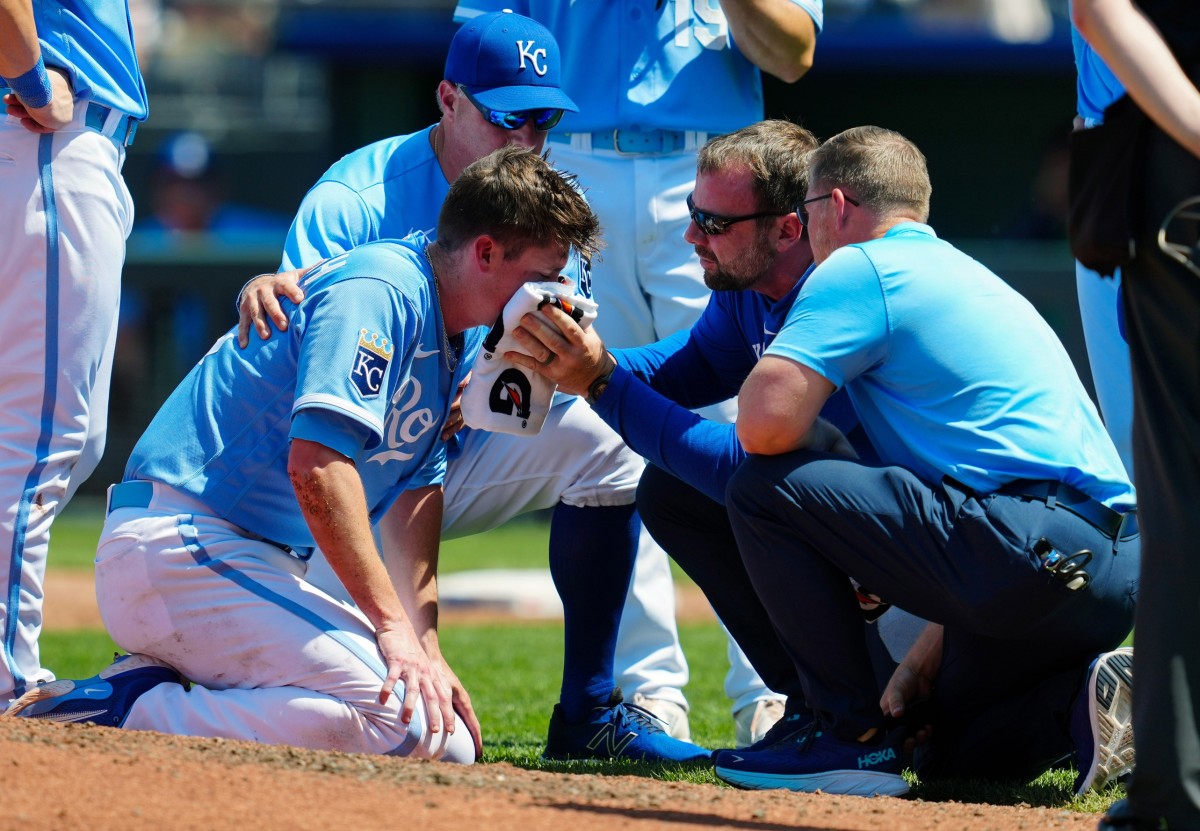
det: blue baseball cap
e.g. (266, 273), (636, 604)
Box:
(445, 10), (578, 114)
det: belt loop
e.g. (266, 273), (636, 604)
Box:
(1045, 480), (1057, 510)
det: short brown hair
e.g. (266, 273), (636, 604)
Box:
(807, 126), (931, 222)
(697, 119), (819, 215)
(438, 146), (601, 260)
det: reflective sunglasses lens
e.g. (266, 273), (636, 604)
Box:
(495, 110), (526, 129)
(699, 213), (725, 235)
(534, 108), (564, 131)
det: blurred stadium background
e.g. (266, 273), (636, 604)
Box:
(107, 0), (1086, 495)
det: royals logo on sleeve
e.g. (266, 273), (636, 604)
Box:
(350, 328), (393, 398)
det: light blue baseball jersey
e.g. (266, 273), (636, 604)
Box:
(454, 0), (822, 134)
(280, 124), (586, 291)
(1071, 22), (1124, 125)
(127, 236), (479, 548)
(31, 0), (148, 119)
(280, 127), (448, 272)
(767, 223), (1135, 509)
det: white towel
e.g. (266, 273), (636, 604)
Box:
(461, 281), (598, 436)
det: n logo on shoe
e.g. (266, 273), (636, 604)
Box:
(586, 723), (637, 757)
(857, 747), (897, 769)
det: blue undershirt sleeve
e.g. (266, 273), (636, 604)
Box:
(612, 330), (743, 410)
(590, 366), (744, 503)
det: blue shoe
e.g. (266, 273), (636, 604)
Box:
(3, 653), (182, 728)
(732, 708), (816, 752)
(714, 720), (909, 796)
(1071, 647), (1135, 797)
(1097, 798), (1164, 830)
(543, 688), (712, 763)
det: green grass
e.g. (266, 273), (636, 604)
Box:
(39, 617), (1123, 810)
(42, 499), (1119, 811)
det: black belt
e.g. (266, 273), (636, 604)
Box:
(997, 479), (1138, 540)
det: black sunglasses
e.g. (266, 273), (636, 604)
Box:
(458, 85), (564, 132)
(797, 192), (860, 226)
(686, 193), (788, 236)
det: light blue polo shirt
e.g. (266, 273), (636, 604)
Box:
(767, 223), (1135, 509)
(1071, 22), (1124, 126)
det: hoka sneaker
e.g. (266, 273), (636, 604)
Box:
(3, 653), (182, 728)
(543, 688), (712, 763)
(1071, 647), (1135, 797)
(714, 720), (909, 796)
(736, 709), (817, 752)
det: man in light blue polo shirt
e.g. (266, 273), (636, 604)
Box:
(0, 0), (145, 709)
(707, 127), (1140, 797)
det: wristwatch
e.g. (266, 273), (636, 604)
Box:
(585, 357), (615, 405)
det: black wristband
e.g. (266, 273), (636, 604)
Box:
(585, 358), (615, 406)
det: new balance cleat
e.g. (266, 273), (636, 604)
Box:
(543, 688), (712, 763)
(1071, 647), (1135, 797)
(714, 720), (909, 797)
(629, 692), (691, 741)
(3, 653), (182, 728)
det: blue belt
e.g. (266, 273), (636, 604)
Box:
(1, 87), (138, 147)
(107, 480), (153, 513)
(997, 479), (1138, 541)
(549, 129), (695, 155)
(106, 481), (311, 560)
(84, 102), (138, 147)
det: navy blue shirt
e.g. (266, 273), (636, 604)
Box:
(596, 270), (856, 503)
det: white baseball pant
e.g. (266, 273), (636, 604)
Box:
(0, 109), (130, 705)
(96, 484), (475, 762)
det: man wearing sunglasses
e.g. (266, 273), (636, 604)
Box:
(454, 0), (824, 751)
(512, 122), (1140, 797)
(719, 126), (1137, 796)
(508, 117), (925, 742)
(235, 10), (710, 765)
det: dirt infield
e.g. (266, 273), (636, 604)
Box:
(29, 572), (1103, 831)
(1, 718), (1100, 831)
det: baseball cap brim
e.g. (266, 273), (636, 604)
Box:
(465, 84), (579, 114)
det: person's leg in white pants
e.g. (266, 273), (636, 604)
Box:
(96, 502), (475, 762)
(0, 121), (129, 706)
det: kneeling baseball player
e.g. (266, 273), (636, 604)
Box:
(4, 147), (599, 763)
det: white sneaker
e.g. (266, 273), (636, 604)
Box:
(1072, 647), (1135, 796)
(629, 693), (691, 742)
(734, 698), (786, 748)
